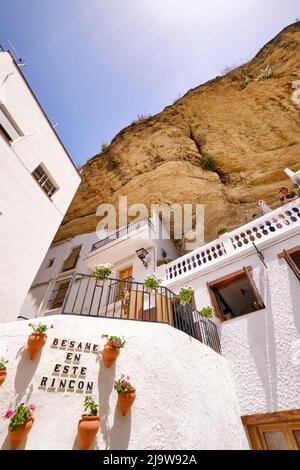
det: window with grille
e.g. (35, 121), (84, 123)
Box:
(32, 164), (58, 198)
(48, 278), (71, 310)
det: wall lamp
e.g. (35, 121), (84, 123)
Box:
(136, 248), (150, 268)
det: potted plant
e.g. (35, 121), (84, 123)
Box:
(143, 273), (163, 292)
(27, 322), (53, 360)
(177, 285), (194, 305)
(199, 306), (214, 318)
(101, 334), (126, 368)
(224, 312), (233, 321)
(77, 396), (100, 450)
(216, 224), (228, 236)
(94, 263), (113, 281)
(114, 375), (136, 416)
(4, 403), (36, 450)
(0, 357), (8, 385)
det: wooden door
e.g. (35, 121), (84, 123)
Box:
(116, 266), (133, 301)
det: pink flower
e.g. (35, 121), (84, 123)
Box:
(122, 380), (129, 387)
(113, 341), (120, 347)
(4, 409), (13, 419)
(121, 374), (125, 378)
(28, 323), (32, 327)
(29, 404), (36, 412)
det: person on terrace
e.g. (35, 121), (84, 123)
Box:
(278, 187), (298, 205)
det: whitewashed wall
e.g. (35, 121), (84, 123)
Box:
(0, 52), (80, 323)
(0, 315), (248, 450)
(165, 232), (300, 417)
(20, 226), (178, 319)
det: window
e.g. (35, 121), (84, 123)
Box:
(242, 409), (300, 450)
(207, 266), (265, 321)
(0, 105), (23, 143)
(61, 246), (81, 272)
(32, 164), (58, 198)
(278, 246), (300, 281)
(48, 278), (71, 310)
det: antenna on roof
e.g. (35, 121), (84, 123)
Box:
(7, 40), (26, 67)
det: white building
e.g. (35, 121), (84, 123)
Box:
(0, 51), (81, 323)
(11, 194), (300, 449)
(1, 157), (300, 448)
(20, 211), (178, 320)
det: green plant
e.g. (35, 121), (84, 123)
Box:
(131, 113), (151, 125)
(216, 224), (228, 234)
(224, 312), (233, 320)
(199, 154), (218, 172)
(4, 403), (36, 432)
(243, 76), (252, 87)
(94, 263), (113, 280)
(143, 273), (163, 291)
(255, 65), (272, 81)
(101, 142), (109, 153)
(83, 396), (99, 416)
(0, 357), (8, 370)
(114, 375), (133, 394)
(199, 306), (214, 318)
(294, 184), (300, 196)
(101, 334), (126, 350)
(28, 322), (53, 333)
(177, 285), (194, 304)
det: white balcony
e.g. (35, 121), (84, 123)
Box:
(164, 198), (300, 285)
(84, 218), (156, 269)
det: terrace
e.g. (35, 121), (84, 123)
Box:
(164, 198), (300, 284)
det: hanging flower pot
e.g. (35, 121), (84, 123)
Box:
(5, 404), (36, 450)
(77, 397), (99, 450)
(0, 357), (8, 385)
(117, 388), (136, 416)
(27, 332), (47, 360)
(114, 375), (136, 416)
(27, 322), (53, 360)
(101, 335), (126, 368)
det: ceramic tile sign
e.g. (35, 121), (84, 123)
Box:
(38, 337), (98, 394)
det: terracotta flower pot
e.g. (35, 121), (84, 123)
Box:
(0, 368), (7, 385)
(8, 416), (34, 450)
(27, 332), (47, 360)
(117, 388), (136, 416)
(77, 414), (100, 450)
(102, 344), (120, 368)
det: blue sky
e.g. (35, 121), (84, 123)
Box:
(1, 0), (299, 165)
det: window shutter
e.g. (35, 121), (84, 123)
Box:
(243, 267), (265, 309)
(283, 250), (300, 282)
(62, 246), (81, 272)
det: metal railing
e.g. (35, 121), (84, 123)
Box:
(91, 218), (153, 252)
(60, 273), (221, 354)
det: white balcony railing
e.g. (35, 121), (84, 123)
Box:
(164, 198), (300, 283)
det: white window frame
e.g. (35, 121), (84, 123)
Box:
(32, 164), (58, 198)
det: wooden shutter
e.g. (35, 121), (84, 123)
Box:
(62, 246), (81, 272)
(243, 266), (265, 309)
(283, 249), (300, 282)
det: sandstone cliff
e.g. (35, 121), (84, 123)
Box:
(55, 21), (300, 251)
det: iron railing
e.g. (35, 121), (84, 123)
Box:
(91, 218), (153, 252)
(59, 273), (221, 354)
